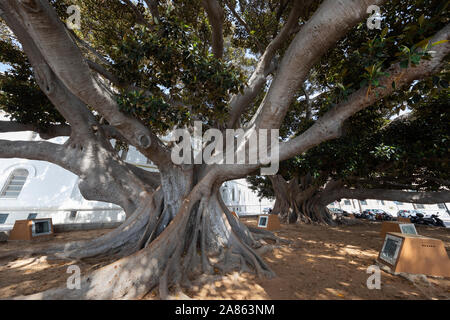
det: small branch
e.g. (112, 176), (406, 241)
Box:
(122, 0), (153, 29)
(144, 0), (160, 23)
(202, 0), (225, 59)
(0, 121), (70, 139)
(87, 59), (122, 86)
(68, 29), (111, 66)
(301, 84), (312, 120)
(224, 0), (264, 52)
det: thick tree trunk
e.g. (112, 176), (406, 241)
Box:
(269, 174), (336, 225)
(16, 179), (277, 300)
(4, 134), (280, 299)
(269, 175), (297, 223)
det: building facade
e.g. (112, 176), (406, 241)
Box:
(328, 198), (450, 219)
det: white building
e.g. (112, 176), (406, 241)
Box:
(328, 198), (450, 220)
(0, 128), (273, 232)
(221, 179), (274, 215)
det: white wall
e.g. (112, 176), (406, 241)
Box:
(329, 198), (450, 219)
(0, 130), (129, 230)
(220, 179), (274, 215)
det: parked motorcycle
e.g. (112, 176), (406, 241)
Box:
(425, 214), (446, 227)
(411, 213), (446, 227)
(411, 212), (427, 225)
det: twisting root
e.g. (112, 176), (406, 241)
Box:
(56, 188), (165, 260)
(11, 190), (162, 261)
(157, 189), (278, 298)
(13, 184), (279, 300)
(247, 226), (291, 246)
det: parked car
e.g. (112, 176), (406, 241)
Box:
(354, 211), (363, 219)
(397, 209), (430, 218)
(374, 209), (393, 221)
(329, 208), (350, 217)
(362, 209), (377, 220)
(397, 210), (414, 218)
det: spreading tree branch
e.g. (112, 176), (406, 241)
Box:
(0, 0), (172, 167)
(279, 24), (450, 163)
(68, 29), (111, 66)
(0, 121), (127, 141)
(250, 0), (387, 130)
(86, 59), (122, 87)
(0, 139), (79, 173)
(0, 121), (71, 139)
(226, 0), (304, 128)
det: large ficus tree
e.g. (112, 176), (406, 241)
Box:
(248, 92), (450, 224)
(0, 0), (448, 299)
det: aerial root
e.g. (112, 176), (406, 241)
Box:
(48, 192), (164, 261)
(167, 284), (193, 300)
(247, 226), (292, 246)
(230, 231), (275, 279)
(155, 194), (280, 300)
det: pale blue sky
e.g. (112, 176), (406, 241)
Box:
(0, 63), (11, 73)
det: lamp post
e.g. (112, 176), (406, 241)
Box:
(443, 203), (450, 218)
(357, 200), (363, 214)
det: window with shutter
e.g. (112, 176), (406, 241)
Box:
(0, 169), (29, 199)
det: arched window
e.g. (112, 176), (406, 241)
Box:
(1, 169), (29, 199)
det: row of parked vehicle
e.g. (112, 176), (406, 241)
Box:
(397, 209), (446, 227)
(354, 209), (394, 221)
(329, 208), (446, 227)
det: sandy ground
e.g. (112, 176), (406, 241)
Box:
(0, 220), (449, 300)
(0, 229), (114, 298)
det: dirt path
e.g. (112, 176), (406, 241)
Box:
(1, 221), (449, 299)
